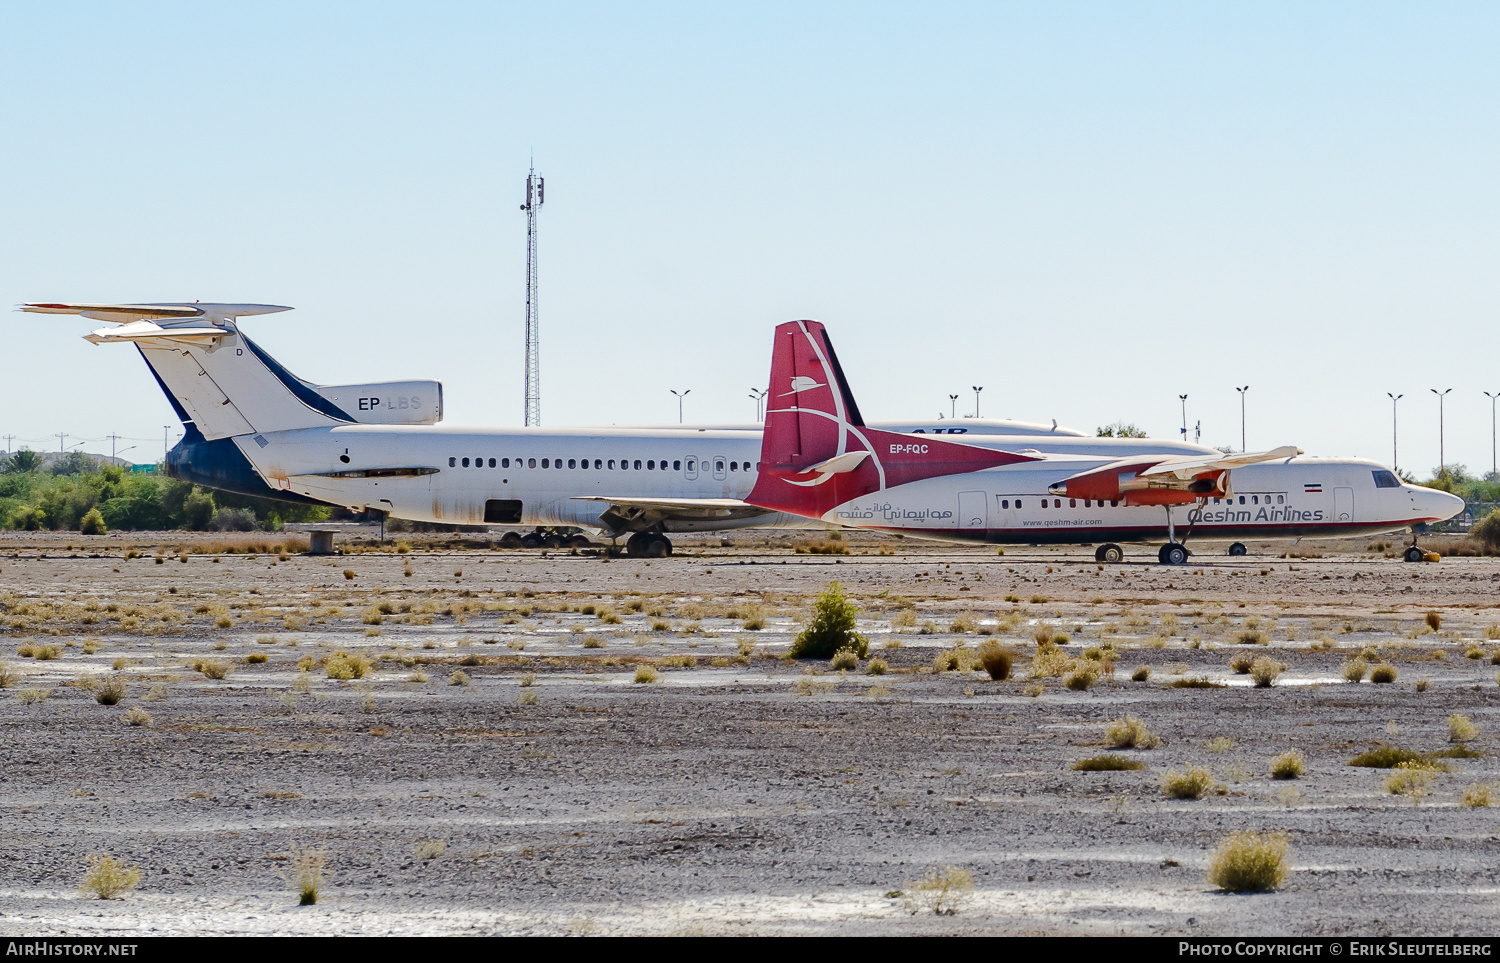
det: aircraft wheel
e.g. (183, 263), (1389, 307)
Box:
(1159, 542), (1189, 566)
(625, 533), (647, 558)
(1404, 545), (1425, 563)
(568, 534), (592, 548)
(1227, 542), (1247, 557)
(644, 534), (672, 558)
(499, 532), (523, 549)
(543, 533), (564, 549)
(520, 532), (543, 549)
(1096, 543), (1124, 563)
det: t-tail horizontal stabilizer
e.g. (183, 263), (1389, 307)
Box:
(745, 319), (1041, 520)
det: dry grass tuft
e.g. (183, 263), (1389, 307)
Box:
(1426, 611), (1442, 631)
(1462, 783), (1495, 807)
(245, 653), (269, 664)
(1072, 754), (1146, 771)
(1207, 831), (1291, 892)
(633, 666), (658, 684)
(1349, 744), (1428, 768)
(91, 675), (127, 705)
(1063, 666), (1098, 691)
(447, 670), (471, 687)
(325, 651), (373, 681)
(1230, 654), (1255, 674)
(290, 841), (326, 905)
(866, 658), (888, 676)
(1386, 763), (1434, 799)
(977, 641), (1014, 680)
(1449, 713), (1480, 743)
(1105, 714), (1161, 749)
(1250, 656), (1286, 688)
(197, 660), (230, 680)
(1369, 663), (1398, 684)
(1163, 766), (1214, 799)
(830, 648), (860, 671)
(1342, 660), (1368, 683)
(122, 706), (153, 727)
(414, 839), (446, 860)
(1270, 750), (1305, 779)
(1131, 665), (1151, 682)
(79, 855), (142, 900)
(902, 866), (973, 915)
(1169, 676), (1225, 689)
(519, 689), (538, 706)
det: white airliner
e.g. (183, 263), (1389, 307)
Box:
(26, 301), (1227, 556)
(739, 320), (1464, 563)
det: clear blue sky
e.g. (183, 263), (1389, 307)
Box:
(3, 2), (1498, 476)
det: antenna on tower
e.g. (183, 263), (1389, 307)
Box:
(521, 164), (544, 426)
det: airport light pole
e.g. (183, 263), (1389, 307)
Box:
(972, 386), (983, 419)
(749, 388), (767, 422)
(670, 389), (690, 425)
(1431, 388), (1452, 475)
(1235, 386), (1250, 452)
(1179, 394), (1188, 441)
(1485, 391), (1499, 478)
(949, 394), (959, 419)
(1387, 393), (1403, 473)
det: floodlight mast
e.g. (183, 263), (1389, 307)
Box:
(521, 167), (544, 427)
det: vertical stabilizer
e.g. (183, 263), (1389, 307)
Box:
(746, 320), (1038, 520)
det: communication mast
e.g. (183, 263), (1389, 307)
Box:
(521, 166), (544, 426)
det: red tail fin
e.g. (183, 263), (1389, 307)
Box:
(746, 320), (1037, 520)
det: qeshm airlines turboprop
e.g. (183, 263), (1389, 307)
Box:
(742, 320), (1463, 564)
(26, 302), (1222, 557)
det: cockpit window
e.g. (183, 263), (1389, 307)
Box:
(1372, 470), (1402, 489)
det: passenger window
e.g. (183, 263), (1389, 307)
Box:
(1238, 496), (1245, 505)
(1070, 498), (1076, 508)
(647, 460), (655, 470)
(1002, 499), (1009, 509)
(594, 459), (602, 469)
(448, 457), (456, 467)
(580, 459), (588, 470)
(502, 458), (509, 468)
(634, 460), (642, 470)
(462, 457), (470, 467)
(541, 458), (549, 468)
(569, 459), (576, 469)
(1054, 499), (1061, 508)
(1111, 500), (1118, 507)
(1277, 495), (1283, 504)
(687, 459), (696, 472)
(488, 458), (496, 468)
(608, 459), (616, 469)
(1016, 499), (1023, 508)
(528, 458), (536, 469)
(716, 460), (724, 472)
(555, 459), (562, 469)
(674, 460), (681, 471)
(729, 462), (738, 472)
(1040, 500), (1046, 509)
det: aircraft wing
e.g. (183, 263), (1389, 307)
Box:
(1049, 446), (1303, 505)
(572, 495), (772, 535)
(20, 302), (293, 324)
(1136, 446), (1303, 481)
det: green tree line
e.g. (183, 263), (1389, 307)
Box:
(0, 453), (330, 532)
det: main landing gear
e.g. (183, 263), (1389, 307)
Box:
(1156, 505), (1192, 566)
(501, 528), (590, 549)
(625, 532), (673, 558)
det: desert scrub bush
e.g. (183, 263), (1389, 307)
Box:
(361, 607), (384, 626)
(447, 670), (471, 687)
(1238, 629), (1267, 645)
(1029, 644), (1071, 679)
(743, 615), (766, 631)
(977, 642), (1013, 681)
(1229, 654), (1254, 674)
(901, 866), (973, 916)
(598, 608), (623, 625)
(1426, 611), (1442, 631)
(582, 636), (606, 649)
(789, 582), (866, 659)
(1369, 663), (1398, 684)
(949, 613), (977, 634)
(1386, 762), (1435, 799)
(1342, 660), (1368, 683)
(122, 706), (153, 727)
(1206, 736), (1234, 753)
(1207, 831), (1291, 893)
(1415, 677), (1432, 692)
(325, 651), (373, 681)
(890, 609), (918, 630)
(0, 662), (12, 689)
(1169, 676), (1224, 689)
(1105, 715), (1162, 749)
(245, 653), (269, 664)
(519, 689), (538, 705)
(1130, 665), (1151, 682)
(1163, 766), (1214, 799)
(1250, 656), (1286, 688)
(1071, 754), (1146, 772)
(1449, 713), (1480, 743)
(1063, 666), (1098, 691)
(141, 683), (168, 702)
(1270, 750), (1305, 779)
(865, 657), (889, 676)
(197, 660), (230, 680)
(91, 675), (126, 705)
(633, 666), (658, 684)
(1462, 783), (1495, 807)
(518, 672), (537, 687)
(1348, 744), (1427, 768)
(1032, 625), (1055, 646)
(830, 647), (860, 671)
(33, 645), (61, 661)
(79, 855), (142, 900)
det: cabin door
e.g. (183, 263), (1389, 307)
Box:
(1334, 487), (1354, 523)
(958, 490), (988, 531)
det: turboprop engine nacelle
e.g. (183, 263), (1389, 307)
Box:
(1050, 461), (1229, 506)
(315, 381), (444, 426)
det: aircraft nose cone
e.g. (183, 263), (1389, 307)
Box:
(1429, 489), (1465, 522)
